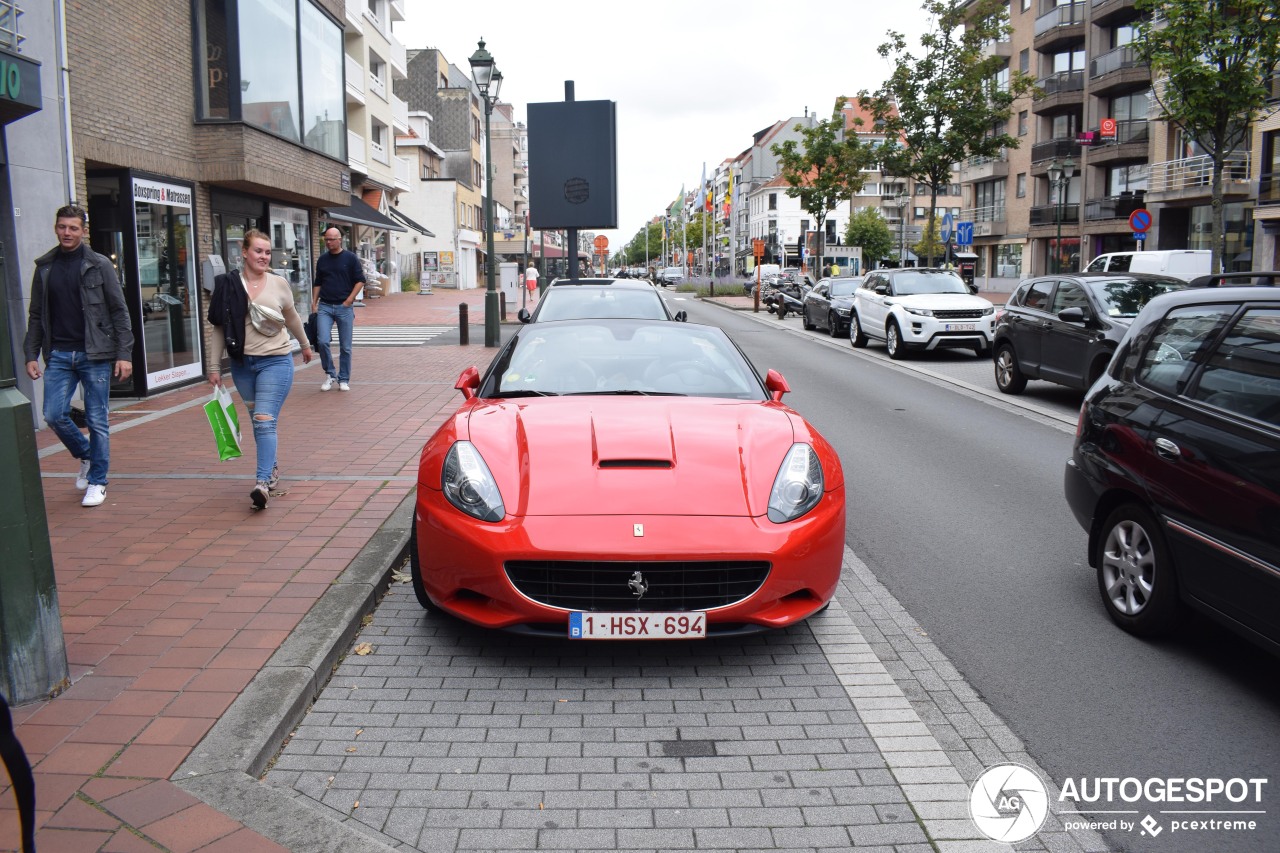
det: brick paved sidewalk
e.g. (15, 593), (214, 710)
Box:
(1, 289), (502, 852)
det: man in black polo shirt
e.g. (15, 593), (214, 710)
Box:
(311, 227), (365, 391)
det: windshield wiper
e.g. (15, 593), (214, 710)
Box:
(567, 390), (686, 396)
(498, 389), (558, 397)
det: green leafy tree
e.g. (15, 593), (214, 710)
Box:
(913, 218), (945, 263)
(1134, 0), (1280, 273)
(859, 0), (1033, 266)
(844, 207), (895, 268)
(771, 96), (876, 274)
(623, 221), (665, 267)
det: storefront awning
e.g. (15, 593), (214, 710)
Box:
(388, 206), (434, 237)
(322, 195), (406, 232)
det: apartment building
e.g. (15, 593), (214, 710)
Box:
(960, 0), (1260, 285)
(1253, 75), (1280, 269)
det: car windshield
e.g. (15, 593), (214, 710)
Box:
(536, 288), (668, 321)
(892, 271), (969, 295)
(486, 320), (766, 400)
(830, 279), (861, 297)
(1087, 278), (1188, 318)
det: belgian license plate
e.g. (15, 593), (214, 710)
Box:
(946, 323), (976, 331)
(569, 612), (706, 639)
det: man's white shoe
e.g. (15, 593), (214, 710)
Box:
(75, 458), (91, 490)
(321, 376), (334, 391)
(82, 484), (106, 507)
(339, 381), (350, 391)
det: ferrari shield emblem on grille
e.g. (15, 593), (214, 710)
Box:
(628, 571), (649, 599)
(634, 523), (644, 537)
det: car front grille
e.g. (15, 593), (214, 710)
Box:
(932, 309), (985, 320)
(505, 560), (771, 611)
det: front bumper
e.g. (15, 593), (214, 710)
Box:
(414, 492), (846, 635)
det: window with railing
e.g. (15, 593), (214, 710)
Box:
(0, 0), (23, 52)
(1147, 153), (1250, 194)
(1090, 44), (1143, 79)
(1034, 1), (1085, 36)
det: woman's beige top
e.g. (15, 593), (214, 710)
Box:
(208, 273), (310, 369)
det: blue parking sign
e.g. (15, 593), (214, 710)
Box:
(957, 221), (974, 246)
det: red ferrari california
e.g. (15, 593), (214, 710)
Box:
(409, 318), (846, 638)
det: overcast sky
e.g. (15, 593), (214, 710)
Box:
(395, 1), (935, 252)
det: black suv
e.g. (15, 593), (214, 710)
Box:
(993, 273), (1186, 394)
(1063, 285), (1280, 652)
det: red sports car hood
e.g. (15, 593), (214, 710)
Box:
(464, 397), (798, 517)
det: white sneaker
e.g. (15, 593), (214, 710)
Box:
(321, 376), (334, 391)
(338, 381), (350, 392)
(82, 484), (106, 507)
(75, 458), (91, 490)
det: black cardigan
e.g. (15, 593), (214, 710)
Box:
(207, 270), (247, 362)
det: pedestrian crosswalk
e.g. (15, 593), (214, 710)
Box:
(332, 326), (453, 346)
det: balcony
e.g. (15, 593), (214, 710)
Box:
(1034, 1), (1086, 52)
(368, 68), (386, 102)
(1084, 193), (1147, 222)
(390, 0), (405, 22)
(391, 93), (409, 135)
(389, 38), (407, 81)
(347, 130), (366, 172)
(1031, 137), (1083, 165)
(343, 0), (363, 35)
(1030, 203), (1080, 227)
(1033, 71), (1085, 114)
(345, 54), (364, 106)
(958, 152), (1009, 182)
(394, 155), (411, 191)
(369, 137), (388, 166)
(962, 204), (1008, 237)
(1091, 0), (1139, 27)
(980, 38), (1013, 60)
(1089, 45), (1150, 96)
(1146, 153), (1251, 197)
(1086, 119), (1149, 165)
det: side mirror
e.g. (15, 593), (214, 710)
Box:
(967, 283), (979, 295)
(455, 366), (480, 400)
(1058, 306), (1088, 324)
(674, 310), (688, 322)
(517, 308), (532, 324)
(764, 368), (790, 402)
(874, 284), (890, 295)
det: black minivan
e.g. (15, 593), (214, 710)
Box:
(1063, 286), (1280, 652)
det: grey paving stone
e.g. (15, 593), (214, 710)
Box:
(615, 828), (697, 849)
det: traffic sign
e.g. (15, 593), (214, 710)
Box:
(1128, 208), (1152, 233)
(956, 221), (974, 246)
(752, 239), (764, 259)
(940, 212), (954, 243)
(593, 234), (609, 249)
(1134, 232), (1147, 242)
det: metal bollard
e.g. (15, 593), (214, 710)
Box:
(459, 303), (469, 345)
(500, 291), (507, 320)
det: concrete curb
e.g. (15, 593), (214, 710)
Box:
(171, 490), (418, 851)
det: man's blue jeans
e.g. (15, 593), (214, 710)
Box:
(316, 302), (354, 382)
(42, 350), (112, 486)
(228, 354), (295, 483)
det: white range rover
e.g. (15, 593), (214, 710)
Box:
(850, 268), (996, 359)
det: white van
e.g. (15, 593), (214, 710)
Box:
(1084, 250), (1211, 282)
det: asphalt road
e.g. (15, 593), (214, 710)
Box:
(678, 295), (1280, 853)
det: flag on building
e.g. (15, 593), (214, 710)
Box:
(724, 170), (733, 218)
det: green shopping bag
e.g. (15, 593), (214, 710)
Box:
(204, 385), (242, 461)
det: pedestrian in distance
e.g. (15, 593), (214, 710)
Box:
(311, 226), (364, 392)
(525, 263), (539, 294)
(23, 203), (134, 508)
(207, 228), (314, 510)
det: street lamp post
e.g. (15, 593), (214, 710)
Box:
(469, 39), (503, 347)
(895, 195), (908, 267)
(1047, 157), (1075, 274)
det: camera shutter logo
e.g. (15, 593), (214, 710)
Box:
(969, 763), (1050, 842)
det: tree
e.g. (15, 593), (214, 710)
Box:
(771, 97), (876, 274)
(1134, 0), (1280, 273)
(913, 218), (946, 263)
(859, 0), (1033, 266)
(845, 207), (895, 268)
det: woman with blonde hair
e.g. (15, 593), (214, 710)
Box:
(207, 228), (313, 508)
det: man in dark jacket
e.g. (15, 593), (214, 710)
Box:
(23, 204), (134, 508)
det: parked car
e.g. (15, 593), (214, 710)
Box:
(658, 267), (684, 286)
(1084, 249), (1211, 282)
(802, 277), (864, 337)
(993, 273), (1187, 394)
(1063, 284), (1280, 652)
(849, 268), (995, 359)
(409, 318), (847, 638)
(517, 277), (685, 323)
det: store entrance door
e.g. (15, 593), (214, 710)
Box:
(214, 214), (257, 275)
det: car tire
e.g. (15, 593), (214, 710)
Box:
(850, 313), (868, 348)
(408, 524), (432, 610)
(973, 343), (990, 358)
(1096, 503), (1182, 637)
(828, 312), (841, 337)
(994, 344), (1027, 394)
(885, 321), (907, 360)
(803, 309), (816, 331)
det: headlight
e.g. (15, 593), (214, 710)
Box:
(982, 305), (995, 316)
(767, 443), (824, 523)
(835, 306), (851, 316)
(442, 441), (505, 522)
(903, 306), (933, 317)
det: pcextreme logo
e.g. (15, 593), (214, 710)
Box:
(970, 765), (1269, 844)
